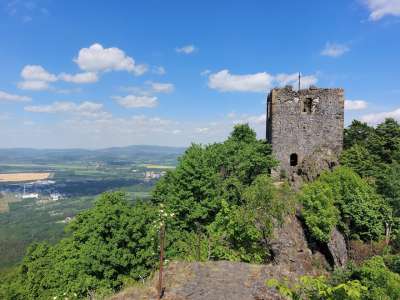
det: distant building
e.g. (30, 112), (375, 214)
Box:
(22, 193), (39, 200)
(50, 193), (61, 201)
(266, 85), (344, 179)
(144, 171), (166, 180)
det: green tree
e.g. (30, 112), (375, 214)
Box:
(17, 192), (159, 299)
(344, 120), (375, 150)
(152, 124), (277, 232)
(319, 167), (390, 241)
(299, 181), (339, 242)
(207, 175), (293, 262)
(340, 144), (380, 179)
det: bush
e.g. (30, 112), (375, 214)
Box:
(300, 167), (391, 242)
(299, 181), (339, 242)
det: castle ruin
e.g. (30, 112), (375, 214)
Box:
(266, 86), (344, 179)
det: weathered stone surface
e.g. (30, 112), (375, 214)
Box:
(327, 228), (348, 268)
(111, 215), (329, 300)
(266, 86), (344, 179)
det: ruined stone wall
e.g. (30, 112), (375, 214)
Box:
(266, 86), (344, 177)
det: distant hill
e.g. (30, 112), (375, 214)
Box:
(0, 145), (186, 164)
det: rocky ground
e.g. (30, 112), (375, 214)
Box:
(110, 214), (339, 300)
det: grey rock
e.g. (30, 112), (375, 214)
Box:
(327, 228), (348, 268)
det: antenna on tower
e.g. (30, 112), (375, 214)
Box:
(298, 72), (301, 91)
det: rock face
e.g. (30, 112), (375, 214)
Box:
(266, 86), (344, 179)
(327, 228), (348, 268)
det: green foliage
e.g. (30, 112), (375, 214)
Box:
(340, 144), (379, 179)
(152, 124), (279, 262)
(300, 167), (390, 242)
(319, 167), (391, 241)
(171, 175), (293, 264)
(344, 120), (376, 150)
(269, 256), (400, 300)
(342, 118), (400, 245)
(152, 144), (221, 231)
(6, 192), (158, 299)
(299, 181), (339, 242)
(267, 275), (367, 300)
(376, 163), (400, 217)
(353, 256), (400, 300)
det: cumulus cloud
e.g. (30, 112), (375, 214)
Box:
(208, 70), (274, 92)
(345, 100), (368, 110)
(74, 43), (147, 75)
(21, 65), (57, 82)
(361, 108), (400, 124)
(24, 101), (109, 118)
(208, 70), (317, 93)
(18, 65), (57, 90)
(321, 42), (350, 57)
(112, 95), (158, 108)
(363, 0), (400, 21)
(176, 44), (197, 54)
(18, 65), (99, 90)
(58, 72), (98, 83)
(0, 90), (31, 102)
(18, 80), (50, 91)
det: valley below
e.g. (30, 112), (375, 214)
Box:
(0, 145), (184, 269)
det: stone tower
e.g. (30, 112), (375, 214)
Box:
(266, 86), (344, 179)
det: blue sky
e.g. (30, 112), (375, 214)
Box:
(0, 0), (399, 148)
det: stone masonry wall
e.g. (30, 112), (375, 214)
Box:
(266, 86), (344, 177)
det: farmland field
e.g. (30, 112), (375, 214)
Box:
(0, 172), (51, 182)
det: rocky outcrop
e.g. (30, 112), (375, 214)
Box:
(111, 215), (330, 300)
(298, 147), (339, 182)
(327, 228), (348, 268)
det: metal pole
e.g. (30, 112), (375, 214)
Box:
(157, 223), (165, 300)
(298, 72), (301, 91)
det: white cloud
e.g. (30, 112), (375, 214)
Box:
(363, 0), (400, 21)
(18, 80), (50, 91)
(21, 65), (57, 82)
(0, 90), (31, 102)
(345, 100), (368, 110)
(176, 44), (197, 54)
(321, 42), (350, 57)
(19, 65), (99, 90)
(208, 70), (274, 92)
(148, 82), (175, 93)
(208, 70), (317, 93)
(24, 101), (109, 118)
(112, 95), (158, 108)
(152, 66), (166, 75)
(58, 72), (98, 83)
(361, 108), (400, 124)
(74, 43), (147, 75)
